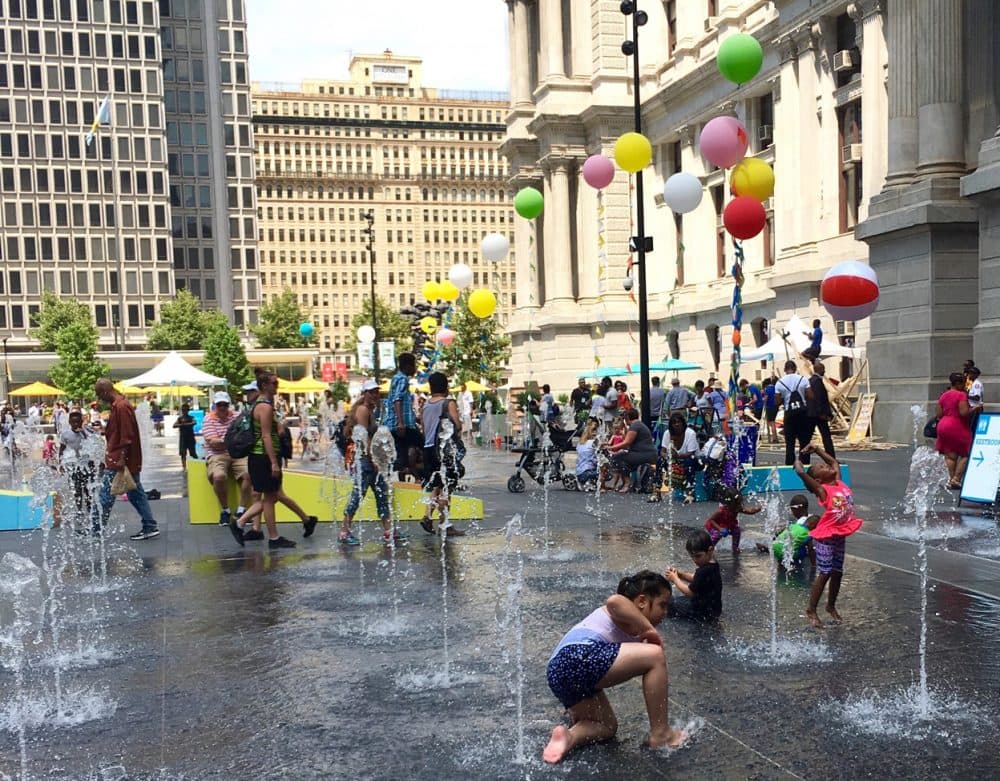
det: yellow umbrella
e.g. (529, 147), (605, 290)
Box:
(113, 382), (147, 396)
(463, 381), (491, 392)
(10, 381), (65, 396)
(280, 377), (329, 393)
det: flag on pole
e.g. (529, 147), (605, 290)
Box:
(84, 93), (112, 147)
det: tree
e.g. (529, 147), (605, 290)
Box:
(49, 321), (110, 402)
(202, 317), (252, 389)
(435, 292), (511, 385)
(147, 290), (211, 350)
(329, 379), (350, 404)
(345, 295), (413, 359)
(31, 291), (93, 351)
(251, 289), (317, 349)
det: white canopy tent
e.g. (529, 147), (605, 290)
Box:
(120, 350), (225, 387)
(740, 315), (858, 363)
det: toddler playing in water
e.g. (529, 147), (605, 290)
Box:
(665, 530), (723, 622)
(754, 494), (818, 568)
(794, 445), (863, 628)
(543, 570), (686, 763)
(704, 487), (761, 554)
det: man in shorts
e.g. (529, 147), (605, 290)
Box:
(200, 391), (252, 526)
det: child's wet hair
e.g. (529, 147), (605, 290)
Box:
(617, 569), (671, 599)
(686, 529), (714, 555)
(719, 487), (741, 506)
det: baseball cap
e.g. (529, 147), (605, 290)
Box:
(242, 381), (258, 391)
(361, 379), (380, 392)
(670, 377), (680, 385)
(213, 391), (231, 405)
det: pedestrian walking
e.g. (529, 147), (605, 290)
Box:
(173, 403), (198, 471)
(774, 360), (812, 466)
(807, 362), (836, 458)
(384, 352), (423, 481)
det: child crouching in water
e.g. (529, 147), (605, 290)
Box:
(543, 570), (687, 763)
(795, 445), (863, 628)
(754, 494), (818, 569)
(666, 529), (723, 622)
(705, 487), (761, 554)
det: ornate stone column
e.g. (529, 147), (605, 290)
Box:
(508, 1), (533, 108)
(542, 159), (574, 306)
(916, 0), (965, 177)
(540, 0), (566, 82)
(884, 0), (917, 185)
(850, 0), (887, 219)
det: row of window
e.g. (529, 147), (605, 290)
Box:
(256, 100), (503, 125)
(0, 27), (153, 59)
(0, 59), (160, 96)
(1, 0), (98, 24)
(2, 232), (168, 261)
(0, 165), (165, 196)
(0, 267), (167, 298)
(3, 199), (166, 228)
(258, 206), (509, 226)
(0, 301), (160, 331)
(254, 123), (501, 144)
(0, 133), (164, 166)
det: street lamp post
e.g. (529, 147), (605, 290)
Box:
(361, 210), (379, 380)
(620, 1), (654, 428)
(1, 337), (9, 402)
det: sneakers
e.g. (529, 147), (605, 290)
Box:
(268, 536), (296, 549)
(243, 529), (264, 541)
(302, 515), (318, 538)
(338, 532), (360, 546)
(129, 528), (160, 541)
(228, 517), (245, 547)
(219, 509), (231, 527)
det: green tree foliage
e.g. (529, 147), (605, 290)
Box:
(435, 293), (511, 386)
(202, 317), (252, 389)
(345, 295), (413, 359)
(31, 291), (93, 351)
(329, 379), (350, 404)
(147, 290), (213, 350)
(251, 289), (317, 349)
(49, 321), (110, 402)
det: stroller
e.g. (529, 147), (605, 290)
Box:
(506, 415), (577, 493)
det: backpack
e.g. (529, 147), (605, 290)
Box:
(333, 417), (350, 455)
(779, 379), (806, 417)
(224, 402), (256, 458)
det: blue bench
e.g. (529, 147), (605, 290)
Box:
(0, 489), (53, 531)
(741, 464), (852, 493)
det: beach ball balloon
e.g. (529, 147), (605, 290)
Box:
(614, 132), (653, 173)
(356, 325), (376, 344)
(419, 316), (437, 335)
(514, 187), (544, 219)
(723, 196), (767, 240)
(436, 328), (456, 346)
(699, 116), (749, 169)
(448, 263), (474, 290)
(298, 322), (314, 338)
(422, 280), (441, 302)
(439, 280), (460, 302)
(663, 172), (703, 214)
(582, 154), (616, 189)
(717, 33), (763, 84)
(480, 232), (510, 262)
(468, 289), (498, 319)
(821, 261), (880, 321)
(730, 157), (774, 202)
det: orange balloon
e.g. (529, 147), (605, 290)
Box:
(732, 330), (742, 347)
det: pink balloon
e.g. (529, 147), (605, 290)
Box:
(582, 155), (615, 189)
(699, 116), (749, 169)
(436, 328), (456, 346)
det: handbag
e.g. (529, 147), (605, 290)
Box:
(923, 417), (939, 439)
(110, 468), (136, 494)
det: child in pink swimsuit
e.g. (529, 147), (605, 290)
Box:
(794, 445), (863, 628)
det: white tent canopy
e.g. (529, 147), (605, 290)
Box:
(120, 351), (225, 387)
(740, 315), (858, 363)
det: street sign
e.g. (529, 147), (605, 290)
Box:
(846, 392), (877, 442)
(960, 413), (1000, 505)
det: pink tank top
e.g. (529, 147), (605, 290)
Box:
(811, 479), (863, 540)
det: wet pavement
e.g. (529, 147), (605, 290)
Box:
(1, 439), (999, 780)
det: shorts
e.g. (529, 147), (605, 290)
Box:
(179, 438), (197, 458)
(247, 452), (282, 494)
(765, 407), (778, 422)
(546, 641), (620, 709)
(205, 453), (248, 482)
(813, 536), (845, 574)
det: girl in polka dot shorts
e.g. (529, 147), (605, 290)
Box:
(542, 570), (687, 764)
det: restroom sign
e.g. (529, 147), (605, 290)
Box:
(961, 413), (1000, 505)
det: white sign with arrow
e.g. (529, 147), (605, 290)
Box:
(960, 413), (1000, 505)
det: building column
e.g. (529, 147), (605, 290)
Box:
(883, 0), (917, 186)
(542, 159), (574, 306)
(915, 0), (965, 177)
(540, 0), (565, 82)
(852, 0), (888, 220)
(509, 1), (533, 108)
(570, 0), (591, 79)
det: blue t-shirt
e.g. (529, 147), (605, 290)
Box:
(810, 327), (823, 351)
(748, 384), (763, 409)
(763, 385), (777, 410)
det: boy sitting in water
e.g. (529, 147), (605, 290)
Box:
(665, 530), (722, 622)
(755, 494), (818, 568)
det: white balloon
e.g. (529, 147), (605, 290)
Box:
(663, 172), (704, 214)
(356, 325), (376, 344)
(480, 232), (509, 263)
(448, 263), (474, 289)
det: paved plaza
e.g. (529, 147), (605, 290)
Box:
(1, 437), (999, 780)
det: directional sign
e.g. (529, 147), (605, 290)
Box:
(960, 413), (1000, 505)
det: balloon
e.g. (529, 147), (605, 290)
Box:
(699, 116), (749, 169)
(732, 329), (742, 347)
(717, 33), (763, 84)
(448, 262), (474, 289)
(419, 316), (437, 335)
(298, 322), (314, 338)
(663, 172), (703, 214)
(821, 261), (880, 321)
(436, 328), (456, 346)
(481, 232), (510, 262)
(439, 280), (460, 302)
(468, 289), (497, 319)
(582, 154), (615, 189)
(614, 132), (652, 173)
(514, 187), (544, 219)
(723, 196), (767, 240)
(730, 157), (774, 201)
(356, 325), (376, 344)
(422, 280), (441, 301)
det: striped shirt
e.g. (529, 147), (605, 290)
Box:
(200, 410), (235, 455)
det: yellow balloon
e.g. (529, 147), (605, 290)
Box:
(468, 289), (497, 319)
(422, 280), (441, 301)
(439, 280), (460, 302)
(419, 316), (437, 334)
(613, 132), (652, 174)
(730, 157), (774, 202)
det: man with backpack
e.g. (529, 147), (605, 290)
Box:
(774, 360), (813, 466)
(200, 391), (252, 527)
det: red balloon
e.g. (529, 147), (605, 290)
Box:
(723, 196), (766, 240)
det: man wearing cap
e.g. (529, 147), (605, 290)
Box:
(200, 391), (253, 527)
(707, 381), (729, 433)
(665, 377), (695, 417)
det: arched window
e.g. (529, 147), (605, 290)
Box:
(667, 331), (680, 360)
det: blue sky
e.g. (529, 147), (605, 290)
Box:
(246, 0), (510, 92)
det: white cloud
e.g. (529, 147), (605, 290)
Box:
(246, 0), (510, 93)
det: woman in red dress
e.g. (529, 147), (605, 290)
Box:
(936, 372), (972, 489)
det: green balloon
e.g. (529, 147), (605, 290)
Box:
(514, 187), (544, 220)
(717, 33), (763, 84)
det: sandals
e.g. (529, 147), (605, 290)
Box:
(420, 518), (434, 535)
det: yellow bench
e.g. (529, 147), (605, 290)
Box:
(185, 459), (484, 525)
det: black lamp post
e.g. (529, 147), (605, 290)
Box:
(361, 209), (379, 379)
(621, 0), (654, 428)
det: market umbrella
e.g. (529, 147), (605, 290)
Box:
(10, 381), (65, 396)
(630, 359), (703, 373)
(113, 382), (147, 396)
(463, 381), (491, 392)
(280, 377), (330, 393)
(588, 366), (631, 378)
(145, 385), (205, 397)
